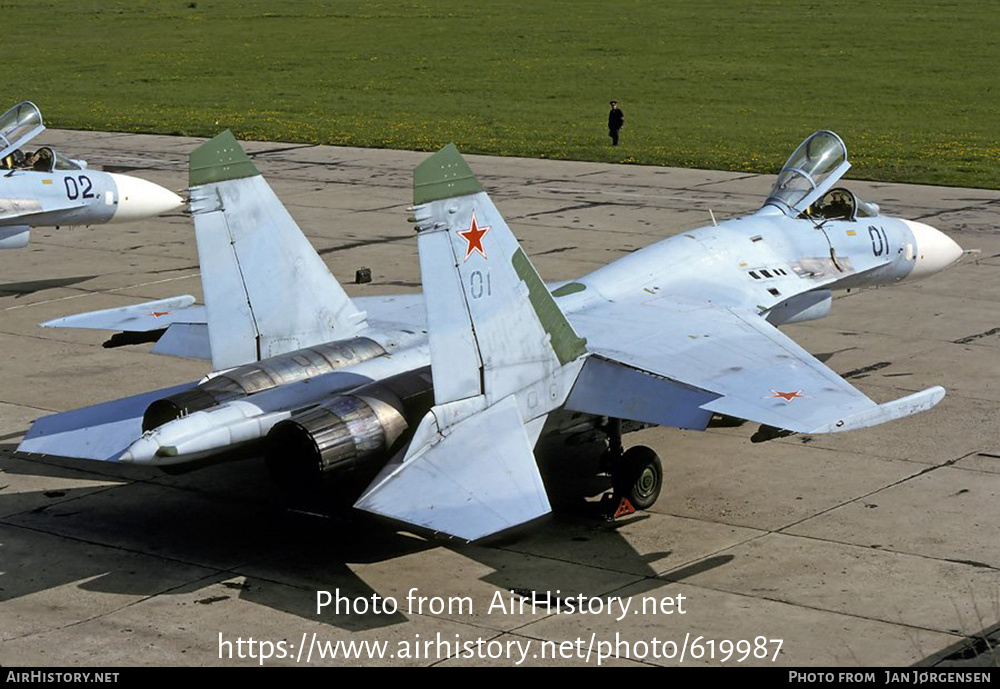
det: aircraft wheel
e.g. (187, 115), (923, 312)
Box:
(613, 446), (662, 510)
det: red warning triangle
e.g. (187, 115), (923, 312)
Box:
(613, 497), (636, 519)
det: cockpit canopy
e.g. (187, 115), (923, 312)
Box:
(763, 130), (851, 215)
(0, 101), (45, 160)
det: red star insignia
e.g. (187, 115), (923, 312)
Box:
(767, 390), (804, 402)
(150, 311), (172, 318)
(457, 211), (491, 261)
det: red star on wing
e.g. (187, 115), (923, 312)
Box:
(150, 311), (172, 318)
(766, 390), (804, 402)
(457, 211), (491, 261)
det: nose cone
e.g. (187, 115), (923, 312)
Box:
(902, 219), (963, 280)
(109, 173), (183, 224)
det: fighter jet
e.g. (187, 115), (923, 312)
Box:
(0, 101), (183, 248)
(18, 129), (964, 541)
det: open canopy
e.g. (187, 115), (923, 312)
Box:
(763, 130), (850, 215)
(0, 101), (45, 160)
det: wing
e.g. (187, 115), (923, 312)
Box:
(568, 295), (944, 435)
(18, 381), (198, 461)
(40, 296), (204, 332)
(0, 199), (87, 223)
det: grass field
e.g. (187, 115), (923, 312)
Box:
(7, 1), (999, 187)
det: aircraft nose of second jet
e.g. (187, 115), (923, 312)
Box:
(108, 173), (183, 224)
(902, 219), (963, 280)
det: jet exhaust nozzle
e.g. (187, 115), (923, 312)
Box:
(264, 368), (434, 489)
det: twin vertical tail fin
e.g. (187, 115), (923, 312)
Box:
(412, 144), (588, 407)
(355, 144), (588, 541)
(188, 131), (367, 371)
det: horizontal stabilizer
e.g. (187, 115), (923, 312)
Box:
(41, 296), (204, 332)
(151, 323), (212, 360)
(18, 381), (198, 461)
(355, 395), (551, 541)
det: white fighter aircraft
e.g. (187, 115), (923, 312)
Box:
(0, 101), (182, 248)
(18, 130), (964, 540)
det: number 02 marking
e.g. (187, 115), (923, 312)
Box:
(469, 270), (491, 299)
(64, 175), (94, 200)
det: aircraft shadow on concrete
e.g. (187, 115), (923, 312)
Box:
(0, 443), (734, 633)
(0, 275), (98, 298)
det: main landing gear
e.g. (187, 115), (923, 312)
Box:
(600, 419), (663, 519)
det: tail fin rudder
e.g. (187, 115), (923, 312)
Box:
(189, 131), (367, 371)
(411, 143), (587, 406)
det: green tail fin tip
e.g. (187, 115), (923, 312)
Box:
(189, 130), (259, 187)
(413, 143), (484, 205)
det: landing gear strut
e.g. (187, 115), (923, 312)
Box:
(600, 419), (664, 517)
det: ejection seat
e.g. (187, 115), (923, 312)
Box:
(808, 187), (881, 222)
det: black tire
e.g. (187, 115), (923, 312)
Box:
(613, 446), (663, 510)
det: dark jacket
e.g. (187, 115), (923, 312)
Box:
(608, 108), (624, 130)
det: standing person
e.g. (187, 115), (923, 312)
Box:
(608, 100), (625, 146)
